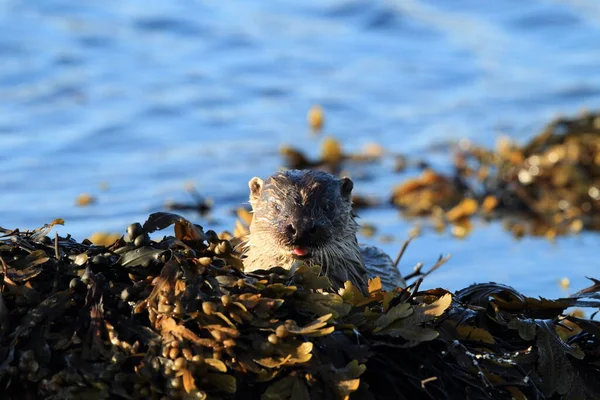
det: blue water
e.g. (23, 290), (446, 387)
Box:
(1, 0), (600, 299)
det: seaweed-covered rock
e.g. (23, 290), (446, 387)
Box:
(1, 213), (600, 399)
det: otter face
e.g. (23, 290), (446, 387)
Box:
(248, 170), (355, 261)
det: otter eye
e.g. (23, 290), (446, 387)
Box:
(270, 201), (281, 213)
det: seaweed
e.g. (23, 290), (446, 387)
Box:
(0, 213), (599, 399)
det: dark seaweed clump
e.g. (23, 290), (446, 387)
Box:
(1, 213), (600, 399)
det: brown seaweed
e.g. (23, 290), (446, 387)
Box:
(0, 214), (600, 399)
(390, 111), (600, 238)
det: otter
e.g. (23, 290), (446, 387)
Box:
(243, 169), (406, 294)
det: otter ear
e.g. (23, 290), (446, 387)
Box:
(340, 176), (353, 200)
(248, 177), (264, 202)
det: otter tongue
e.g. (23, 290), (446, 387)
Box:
(293, 246), (310, 256)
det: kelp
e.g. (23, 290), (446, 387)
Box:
(390, 111), (600, 239)
(164, 183), (213, 216)
(280, 137), (386, 175)
(1, 213), (600, 399)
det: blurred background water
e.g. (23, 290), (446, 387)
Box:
(1, 0), (599, 298)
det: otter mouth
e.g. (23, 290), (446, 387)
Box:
(290, 246), (312, 259)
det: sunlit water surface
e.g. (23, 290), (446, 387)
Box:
(1, 0), (600, 298)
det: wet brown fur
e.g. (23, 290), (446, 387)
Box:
(243, 170), (369, 293)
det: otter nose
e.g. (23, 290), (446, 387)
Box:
(286, 222), (321, 242)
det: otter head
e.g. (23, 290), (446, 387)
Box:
(244, 170), (358, 270)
